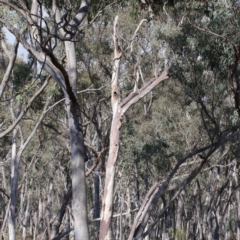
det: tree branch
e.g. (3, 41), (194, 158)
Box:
(0, 77), (50, 138)
(129, 130), (238, 239)
(121, 69), (169, 114)
(0, 0), (33, 25)
(0, 35), (19, 98)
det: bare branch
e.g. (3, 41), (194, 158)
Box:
(129, 130), (238, 239)
(0, 36), (19, 98)
(0, 77), (50, 138)
(130, 19), (147, 52)
(0, 188), (9, 199)
(0, 0), (33, 25)
(121, 69), (169, 114)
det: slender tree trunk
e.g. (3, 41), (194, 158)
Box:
(1, 163), (6, 191)
(8, 128), (18, 240)
(63, 207), (71, 240)
(94, 106), (103, 229)
(65, 35), (90, 240)
(119, 193), (124, 240)
(127, 186), (131, 229)
(224, 178), (232, 239)
(0, 30), (19, 98)
(51, 186), (72, 239)
(22, 184), (30, 240)
(8, 99), (48, 240)
(196, 195), (203, 240)
(236, 190), (240, 240)
(134, 163), (140, 207)
(99, 16), (122, 240)
(236, 120), (240, 240)
(20, 180), (26, 220)
(46, 180), (53, 239)
(29, 212), (33, 237)
(1, 201), (9, 240)
(175, 190), (185, 240)
(94, 165), (100, 227)
(38, 192), (44, 239)
(162, 198), (167, 240)
(8, 101), (22, 240)
(144, 159), (148, 194)
(33, 211), (37, 240)
(203, 170), (212, 240)
(66, 97), (89, 240)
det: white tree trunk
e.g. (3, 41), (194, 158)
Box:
(8, 128), (17, 240)
(8, 99), (49, 240)
(22, 183), (30, 240)
(99, 16), (122, 240)
(65, 37), (90, 240)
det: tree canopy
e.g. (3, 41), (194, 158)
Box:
(0, 0), (240, 239)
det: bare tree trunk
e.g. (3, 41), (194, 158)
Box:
(38, 192), (44, 239)
(63, 207), (71, 240)
(99, 15), (169, 240)
(64, 27), (90, 240)
(236, 120), (240, 240)
(143, 224), (150, 240)
(33, 211), (37, 240)
(144, 159), (148, 194)
(134, 163), (140, 207)
(119, 193), (124, 240)
(93, 104), (103, 229)
(0, 201), (10, 240)
(8, 99), (49, 240)
(186, 221), (190, 240)
(175, 190), (185, 240)
(203, 170), (213, 240)
(224, 178), (232, 240)
(1, 163), (6, 191)
(127, 186), (132, 229)
(0, 28), (19, 98)
(94, 165), (100, 227)
(29, 211), (33, 237)
(22, 182), (30, 240)
(8, 128), (18, 240)
(65, 95), (89, 240)
(237, 190), (240, 240)
(46, 180), (53, 239)
(20, 180), (26, 221)
(99, 16), (122, 240)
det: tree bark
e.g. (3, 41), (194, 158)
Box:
(8, 129), (17, 240)
(8, 99), (49, 240)
(99, 16), (122, 240)
(0, 31), (19, 98)
(64, 38), (90, 239)
(22, 184), (30, 240)
(99, 15), (169, 240)
(175, 190), (185, 239)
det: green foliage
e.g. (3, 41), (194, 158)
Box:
(139, 135), (172, 173)
(88, 0), (116, 21)
(1, 1), (240, 239)
(42, 0), (65, 8)
(169, 227), (186, 240)
(13, 61), (31, 89)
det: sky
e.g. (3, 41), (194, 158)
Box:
(3, 27), (28, 62)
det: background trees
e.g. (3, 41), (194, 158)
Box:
(0, 0), (240, 239)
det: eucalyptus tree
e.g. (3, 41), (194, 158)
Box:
(99, 14), (169, 239)
(0, 0), (92, 239)
(125, 1), (240, 238)
(97, 1), (240, 239)
(0, 43), (51, 239)
(1, 0), (240, 239)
